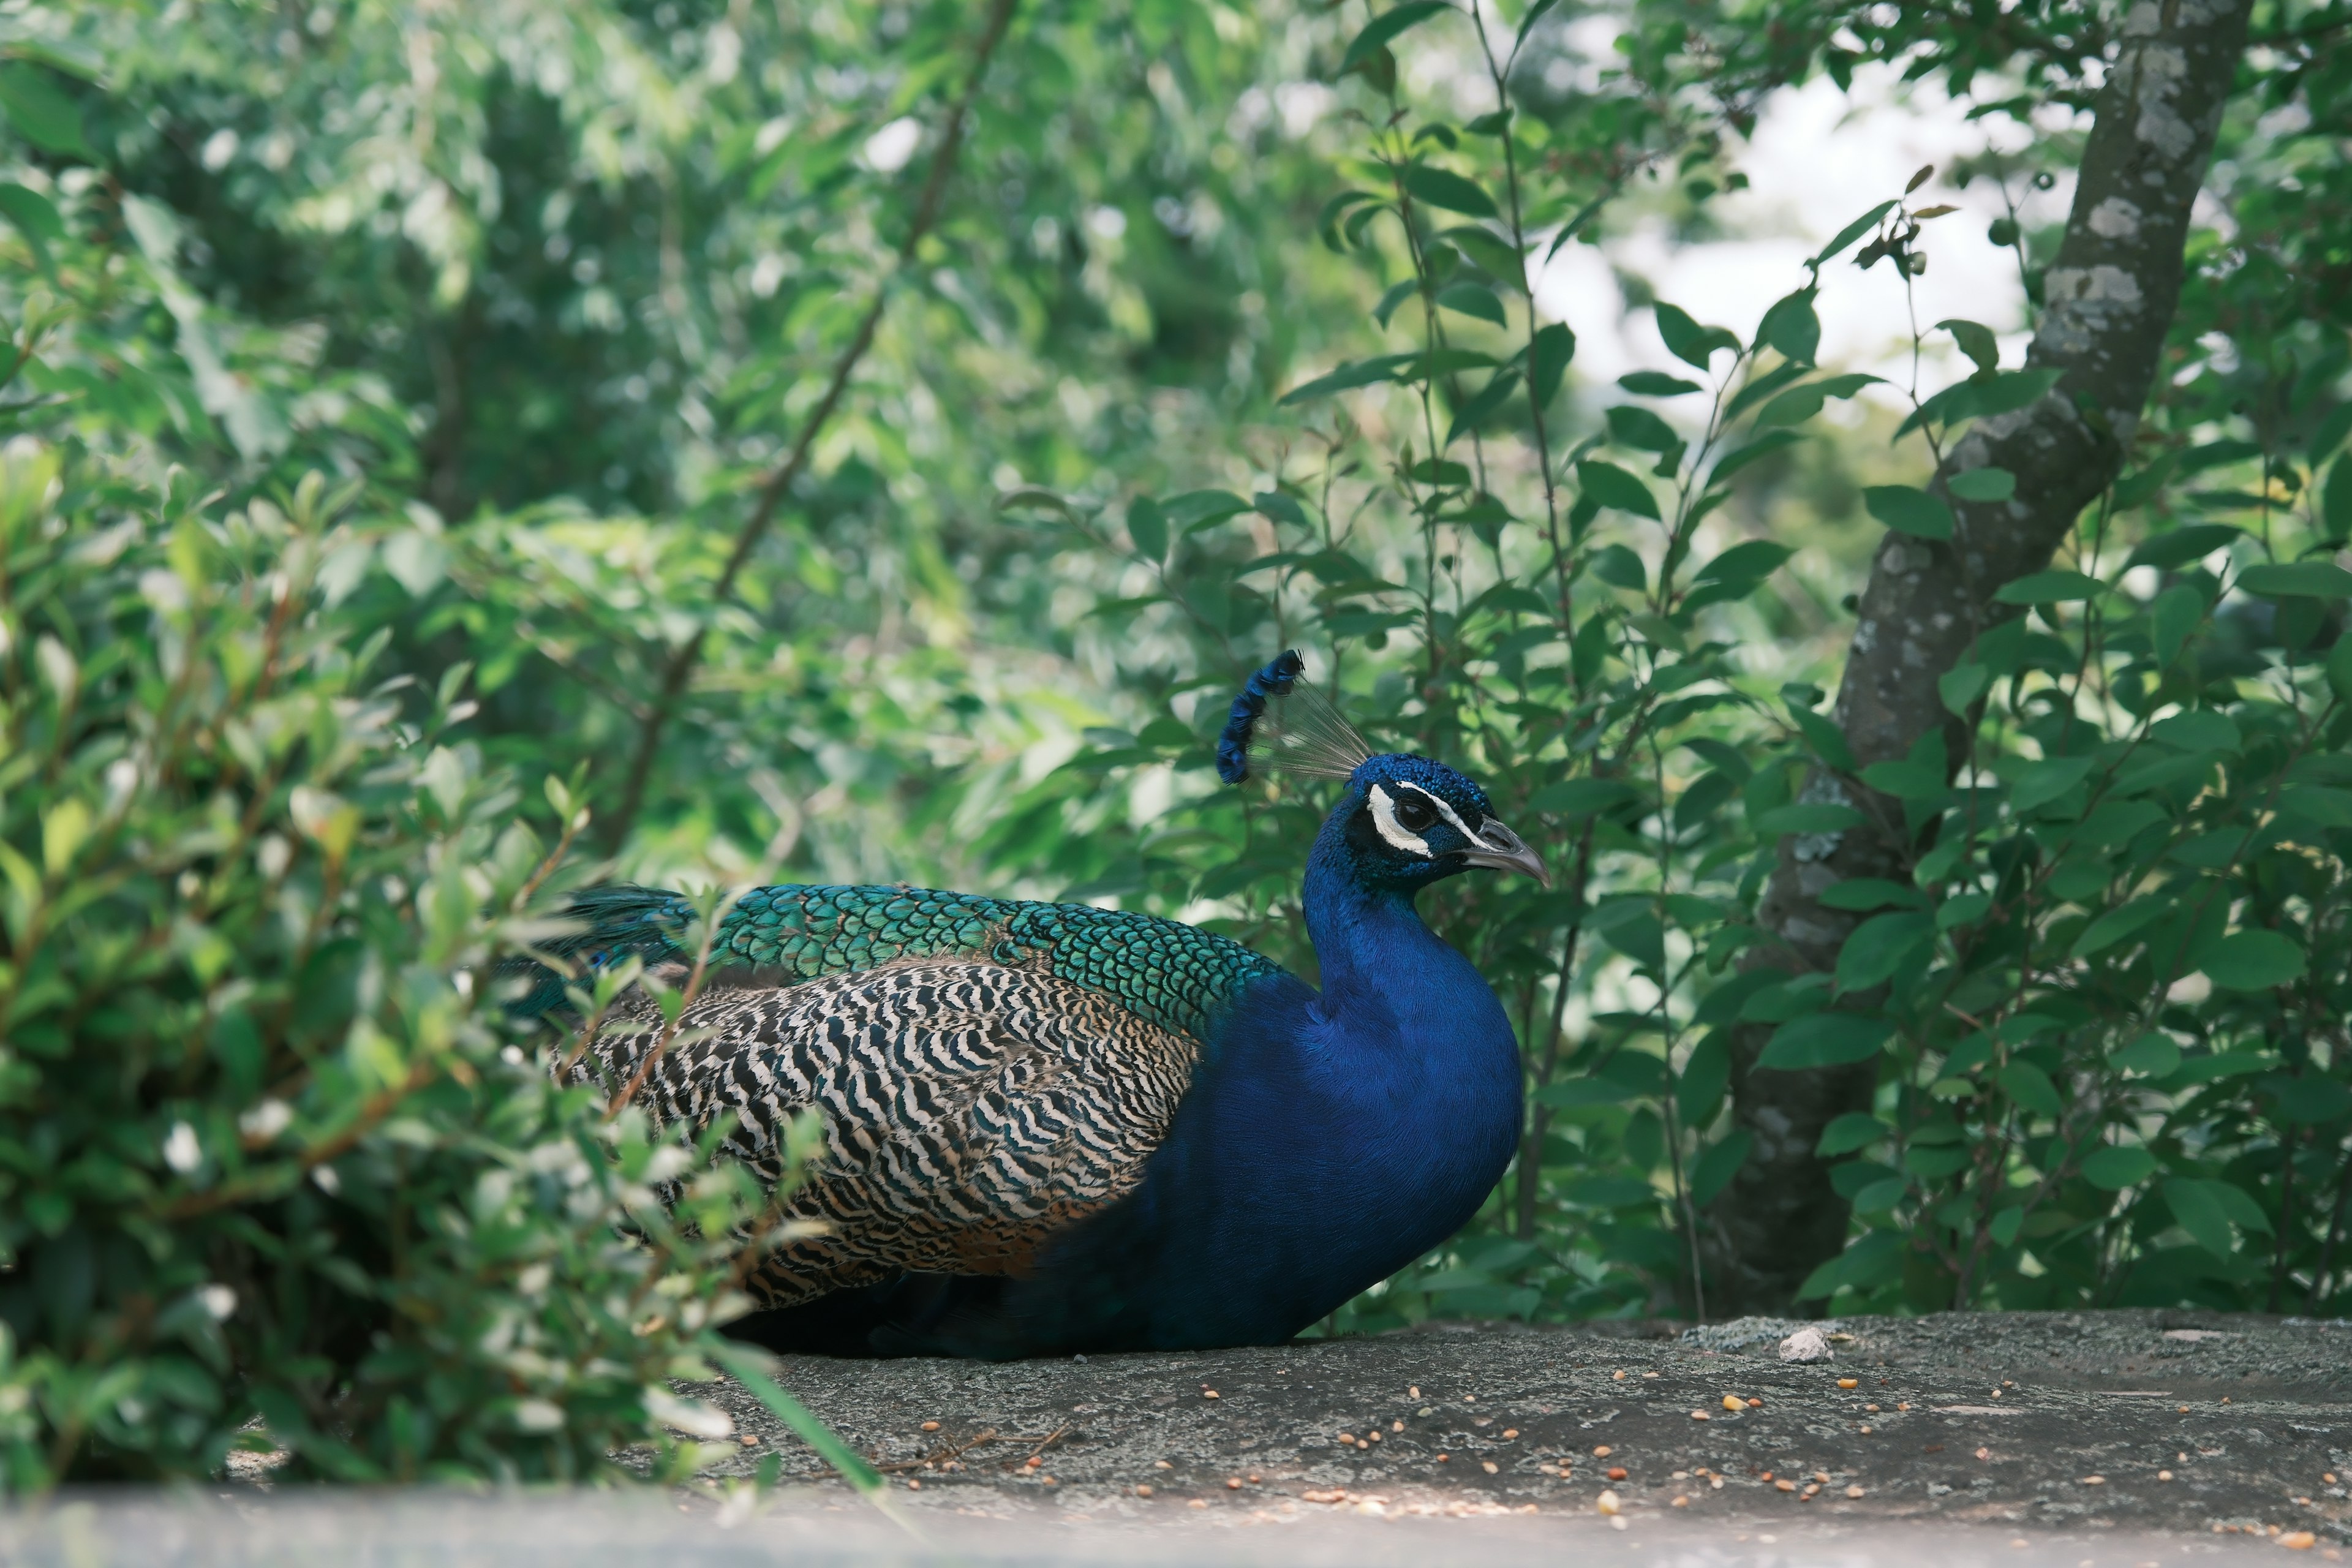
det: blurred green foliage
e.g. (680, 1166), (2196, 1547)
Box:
(1, 0), (2350, 1487)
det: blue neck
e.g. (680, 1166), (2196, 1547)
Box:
(1302, 834), (1441, 1028)
(1295, 810), (1520, 1103)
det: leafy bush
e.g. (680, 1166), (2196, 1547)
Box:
(0, 444), (793, 1486)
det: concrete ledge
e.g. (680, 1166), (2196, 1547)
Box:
(694, 1309), (2348, 1542)
(4, 1311), (2343, 1566)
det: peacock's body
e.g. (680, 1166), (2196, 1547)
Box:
(526, 654), (1544, 1358)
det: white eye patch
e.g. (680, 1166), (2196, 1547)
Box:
(1413, 785), (1485, 842)
(1368, 782), (1486, 857)
(1367, 783), (1430, 855)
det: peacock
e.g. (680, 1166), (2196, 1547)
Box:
(522, 652), (1545, 1358)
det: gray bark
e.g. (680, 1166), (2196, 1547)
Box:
(1703, 0), (2256, 1316)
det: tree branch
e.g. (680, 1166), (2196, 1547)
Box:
(601, 0), (1020, 849)
(1704, 0), (2256, 1313)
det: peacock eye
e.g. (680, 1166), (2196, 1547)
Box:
(1393, 793), (1437, 833)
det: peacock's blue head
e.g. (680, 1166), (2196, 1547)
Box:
(1218, 652), (1548, 893)
(1330, 753), (1549, 892)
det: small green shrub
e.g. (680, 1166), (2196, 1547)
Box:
(0, 445), (795, 1487)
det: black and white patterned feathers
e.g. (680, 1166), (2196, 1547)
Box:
(569, 960), (1200, 1306)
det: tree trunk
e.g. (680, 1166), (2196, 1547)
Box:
(1702, 0), (2256, 1316)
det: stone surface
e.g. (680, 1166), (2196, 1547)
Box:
(692, 1310), (2351, 1543)
(0, 1490), (2304, 1567)
(5, 1311), (2345, 1566)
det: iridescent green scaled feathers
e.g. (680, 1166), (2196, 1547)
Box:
(530, 883), (1283, 1046)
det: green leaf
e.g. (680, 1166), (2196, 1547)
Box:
(1164, 489), (1251, 531)
(1576, 459), (1659, 520)
(2150, 709), (2239, 752)
(2211, 1179), (2275, 1234)
(1993, 569), (2105, 604)
(2313, 404), (2352, 466)
(1403, 165), (1499, 217)
(2112, 1031), (2180, 1078)
(1373, 279), (1418, 328)
(1969, 366), (2064, 417)
(1815, 200), (1897, 265)
(1693, 540), (1793, 586)
(2329, 634), (2352, 704)
(1997, 1061), (2062, 1119)
(1834, 911), (1932, 993)
(2180, 438), (2263, 474)
(1689, 1128), (1752, 1207)
(2162, 1178), (2237, 1258)
(1755, 288), (1820, 364)
(709, 1341), (883, 1493)
(2200, 929), (2305, 991)
(1904, 1145), (1969, 1181)
(1787, 706), (1854, 771)
(2079, 1145), (2157, 1190)
(1619, 371), (1702, 397)
(1528, 322), (1575, 409)
(1754, 803), (1862, 835)
(1752, 385), (1828, 428)
(2126, 524), (2240, 571)
(1937, 318), (1999, 375)
(1434, 281), (1507, 326)
(0, 182), (62, 272)
(0, 64), (92, 159)
(2152, 584), (2206, 667)
(1605, 403), (1682, 456)
(2071, 897), (2170, 959)
(2168, 1053), (2273, 1087)
(1760, 1012), (1894, 1069)
(1946, 466), (2015, 502)
(1279, 353), (1415, 405)
(1444, 370), (1521, 445)
(1342, 2), (1450, 71)
(2239, 560), (2352, 599)
(1856, 760), (1945, 801)
(1677, 1031), (1730, 1126)
(1816, 1112), (1890, 1156)
(2007, 755), (2094, 813)
(1254, 490), (1307, 528)
(2114, 455), (2178, 508)
(2328, 457), (2352, 541)
(1532, 1076), (1635, 1109)
(1753, 372), (1880, 429)
(1126, 499), (1167, 562)
(1590, 542), (1646, 590)
(1818, 877), (1923, 911)
(1528, 778), (1639, 816)
(1441, 225), (1525, 286)
(1939, 663), (1988, 715)
(1654, 303), (1740, 369)
(1896, 369), (2064, 441)
(1864, 484), (1954, 540)
(1707, 431), (1803, 486)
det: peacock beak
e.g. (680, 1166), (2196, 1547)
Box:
(1460, 818), (1550, 888)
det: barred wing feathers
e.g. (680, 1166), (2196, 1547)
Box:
(573, 962), (1201, 1305)
(542, 885), (1288, 1306)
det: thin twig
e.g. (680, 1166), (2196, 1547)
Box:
(603, 0), (1021, 848)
